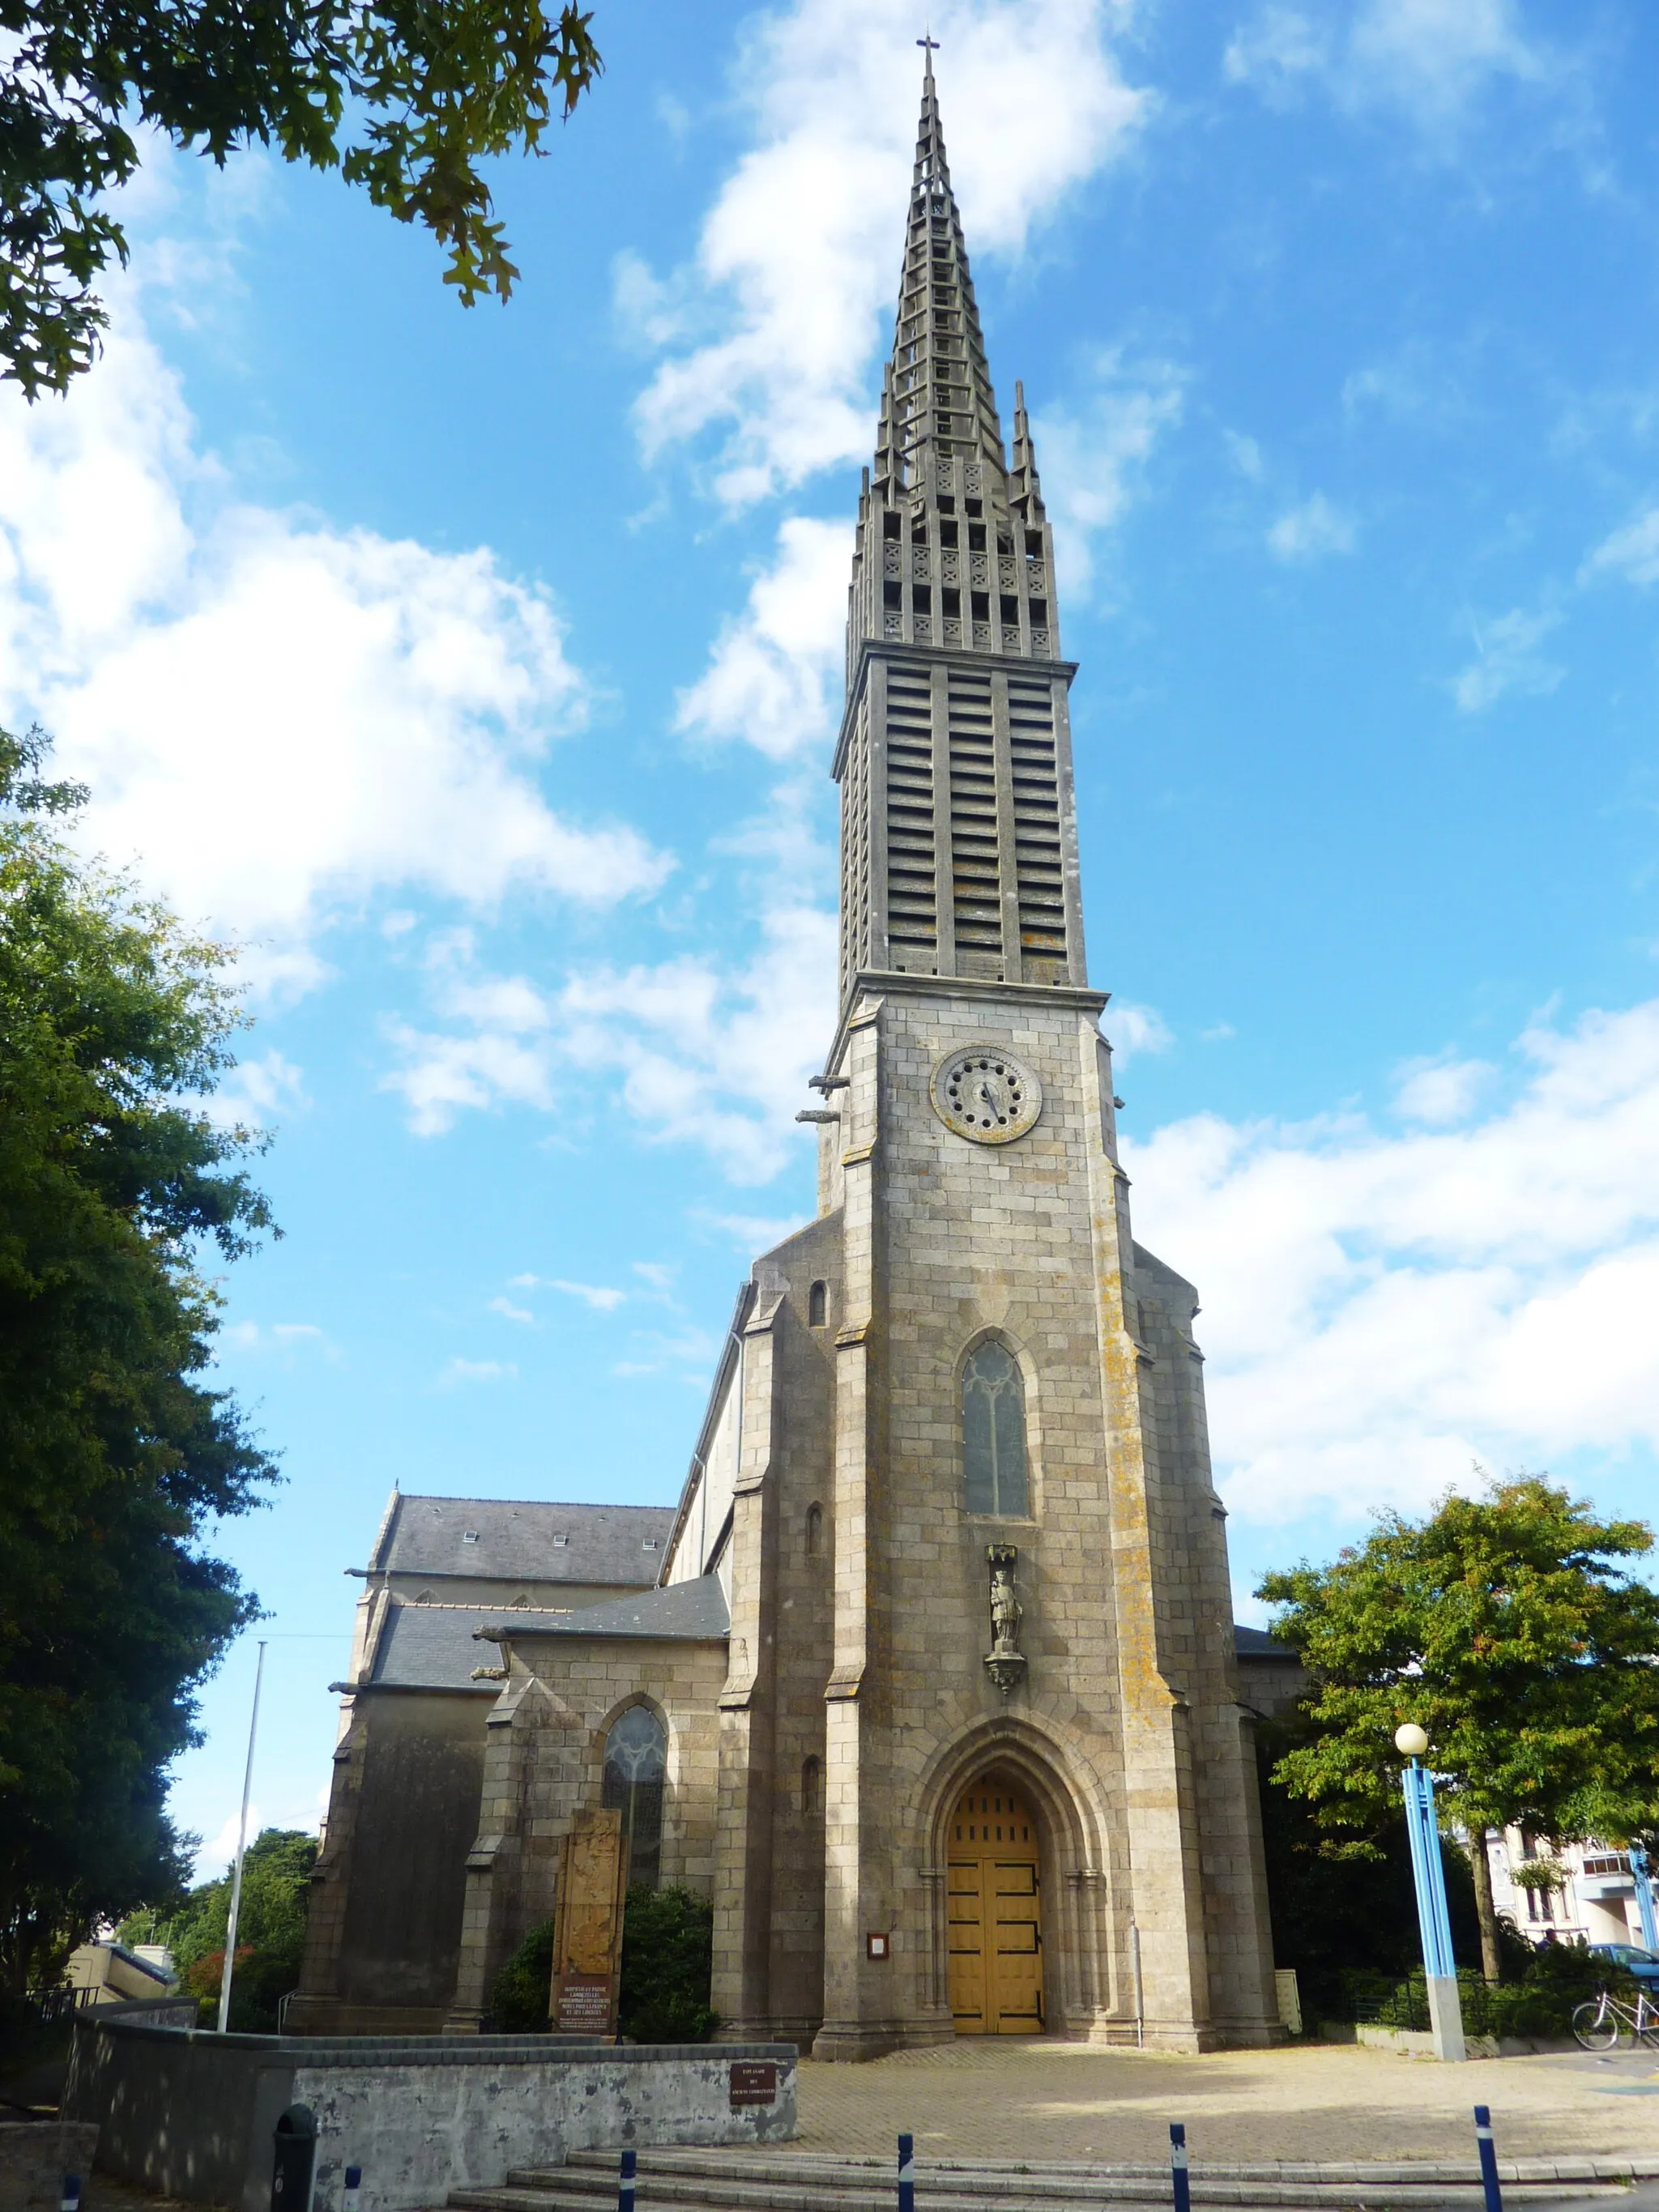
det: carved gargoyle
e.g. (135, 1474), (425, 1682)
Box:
(984, 1543), (1027, 1699)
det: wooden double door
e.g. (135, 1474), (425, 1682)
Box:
(947, 1780), (1043, 2035)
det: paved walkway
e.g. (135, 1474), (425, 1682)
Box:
(788, 2038), (1659, 2167)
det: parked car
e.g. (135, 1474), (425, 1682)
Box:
(1587, 1942), (1659, 1989)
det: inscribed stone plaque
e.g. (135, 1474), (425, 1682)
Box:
(549, 1806), (627, 2036)
(728, 2061), (778, 2108)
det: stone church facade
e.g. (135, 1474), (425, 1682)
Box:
(291, 61), (1284, 2056)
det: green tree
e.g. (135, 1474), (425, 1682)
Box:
(1259, 1475), (1659, 1983)
(161, 1828), (317, 2030)
(2, 0), (603, 397)
(0, 724), (278, 2016)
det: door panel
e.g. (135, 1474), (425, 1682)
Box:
(947, 1783), (1042, 2034)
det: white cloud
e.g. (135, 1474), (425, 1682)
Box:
(547, 1280), (627, 1313)
(385, 897), (836, 1178)
(208, 1050), (308, 1130)
(693, 1208), (811, 1251)
(676, 517), (849, 760)
(1106, 1000), (1175, 1061)
(1392, 1054), (1495, 1125)
(0, 307), (667, 993)
(488, 1296), (535, 1323)
(1125, 997), (1659, 1528)
(220, 1319), (335, 1361)
(1452, 605), (1563, 713)
(1266, 492), (1357, 563)
(1581, 507), (1659, 589)
(438, 1357), (517, 1386)
(629, 0), (1149, 505)
(1224, 0), (1545, 125)
(1034, 354), (1187, 593)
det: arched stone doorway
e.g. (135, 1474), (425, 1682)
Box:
(946, 1775), (1043, 2034)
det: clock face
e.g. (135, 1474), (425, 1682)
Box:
(930, 1046), (1043, 1145)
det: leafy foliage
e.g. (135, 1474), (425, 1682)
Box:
(1, 0), (603, 395)
(486, 1886), (718, 2042)
(1255, 1721), (1481, 2022)
(618, 1884), (715, 2046)
(1339, 1946), (1636, 2040)
(160, 1828), (317, 2030)
(490, 1917), (554, 2031)
(0, 725), (277, 2011)
(1258, 1474), (1659, 1977)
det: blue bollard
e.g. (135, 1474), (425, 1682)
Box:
(343, 2165), (362, 2212)
(1473, 2107), (1503, 2212)
(898, 2131), (916, 2212)
(61, 2178), (82, 2212)
(617, 2146), (636, 2212)
(1170, 2123), (1191, 2212)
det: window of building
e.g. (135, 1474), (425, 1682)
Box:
(801, 1755), (823, 1820)
(808, 1280), (828, 1328)
(962, 1340), (1029, 1517)
(805, 1502), (823, 1557)
(601, 1706), (666, 1890)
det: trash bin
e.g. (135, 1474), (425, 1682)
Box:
(271, 2104), (318, 2212)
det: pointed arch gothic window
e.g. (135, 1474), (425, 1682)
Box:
(602, 1705), (666, 1890)
(962, 1340), (1029, 1518)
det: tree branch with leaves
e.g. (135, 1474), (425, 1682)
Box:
(0, 0), (602, 395)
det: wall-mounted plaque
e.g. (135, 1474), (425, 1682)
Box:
(549, 1806), (628, 2036)
(728, 2061), (778, 2108)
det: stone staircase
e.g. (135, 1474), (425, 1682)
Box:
(448, 2143), (1650, 2212)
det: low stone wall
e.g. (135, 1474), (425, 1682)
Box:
(66, 2019), (796, 2212)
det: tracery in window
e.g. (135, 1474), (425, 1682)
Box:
(601, 1705), (666, 1890)
(962, 1340), (1029, 1517)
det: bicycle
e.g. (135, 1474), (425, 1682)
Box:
(1572, 1985), (1659, 2050)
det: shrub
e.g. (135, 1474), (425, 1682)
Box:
(490, 1920), (554, 2032)
(619, 1886), (715, 2045)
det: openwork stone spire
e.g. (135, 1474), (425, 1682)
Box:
(872, 47), (1009, 497)
(834, 56), (1085, 1006)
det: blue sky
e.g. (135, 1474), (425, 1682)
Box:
(6, 0), (1659, 1877)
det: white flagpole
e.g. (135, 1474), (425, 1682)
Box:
(216, 1639), (267, 2034)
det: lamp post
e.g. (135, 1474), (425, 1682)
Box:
(1395, 1722), (1465, 2063)
(1630, 1842), (1659, 1955)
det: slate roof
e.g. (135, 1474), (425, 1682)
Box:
(1235, 1624), (1300, 1660)
(368, 1494), (676, 1586)
(352, 1576), (731, 1693)
(363, 1605), (522, 1691)
(487, 1575), (731, 1644)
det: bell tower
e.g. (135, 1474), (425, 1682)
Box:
(837, 45), (1082, 998)
(791, 53), (1283, 2057)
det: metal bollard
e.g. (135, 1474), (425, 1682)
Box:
(898, 2131), (915, 2212)
(1170, 2122), (1191, 2212)
(343, 2165), (362, 2212)
(1473, 2106), (1503, 2212)
(61, 2178), (82, 2212)
(617, 2146), (636, 2212)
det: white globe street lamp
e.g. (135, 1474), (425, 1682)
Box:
(1395, 1720), (1465, 2062)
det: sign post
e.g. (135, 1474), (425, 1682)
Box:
(1629, 1843), (1658, 1955)
(1396, 1724), (1465, 2062)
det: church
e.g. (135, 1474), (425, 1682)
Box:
(290, 58), (1288, 2058)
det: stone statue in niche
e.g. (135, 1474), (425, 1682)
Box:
(984, 1543), (1026, 1699)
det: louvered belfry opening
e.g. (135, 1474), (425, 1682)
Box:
(834, 51), (1087, 1003)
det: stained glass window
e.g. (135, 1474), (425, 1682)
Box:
(601, 1705), (666, 1890)
(962, 1340), (1028, 1517)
